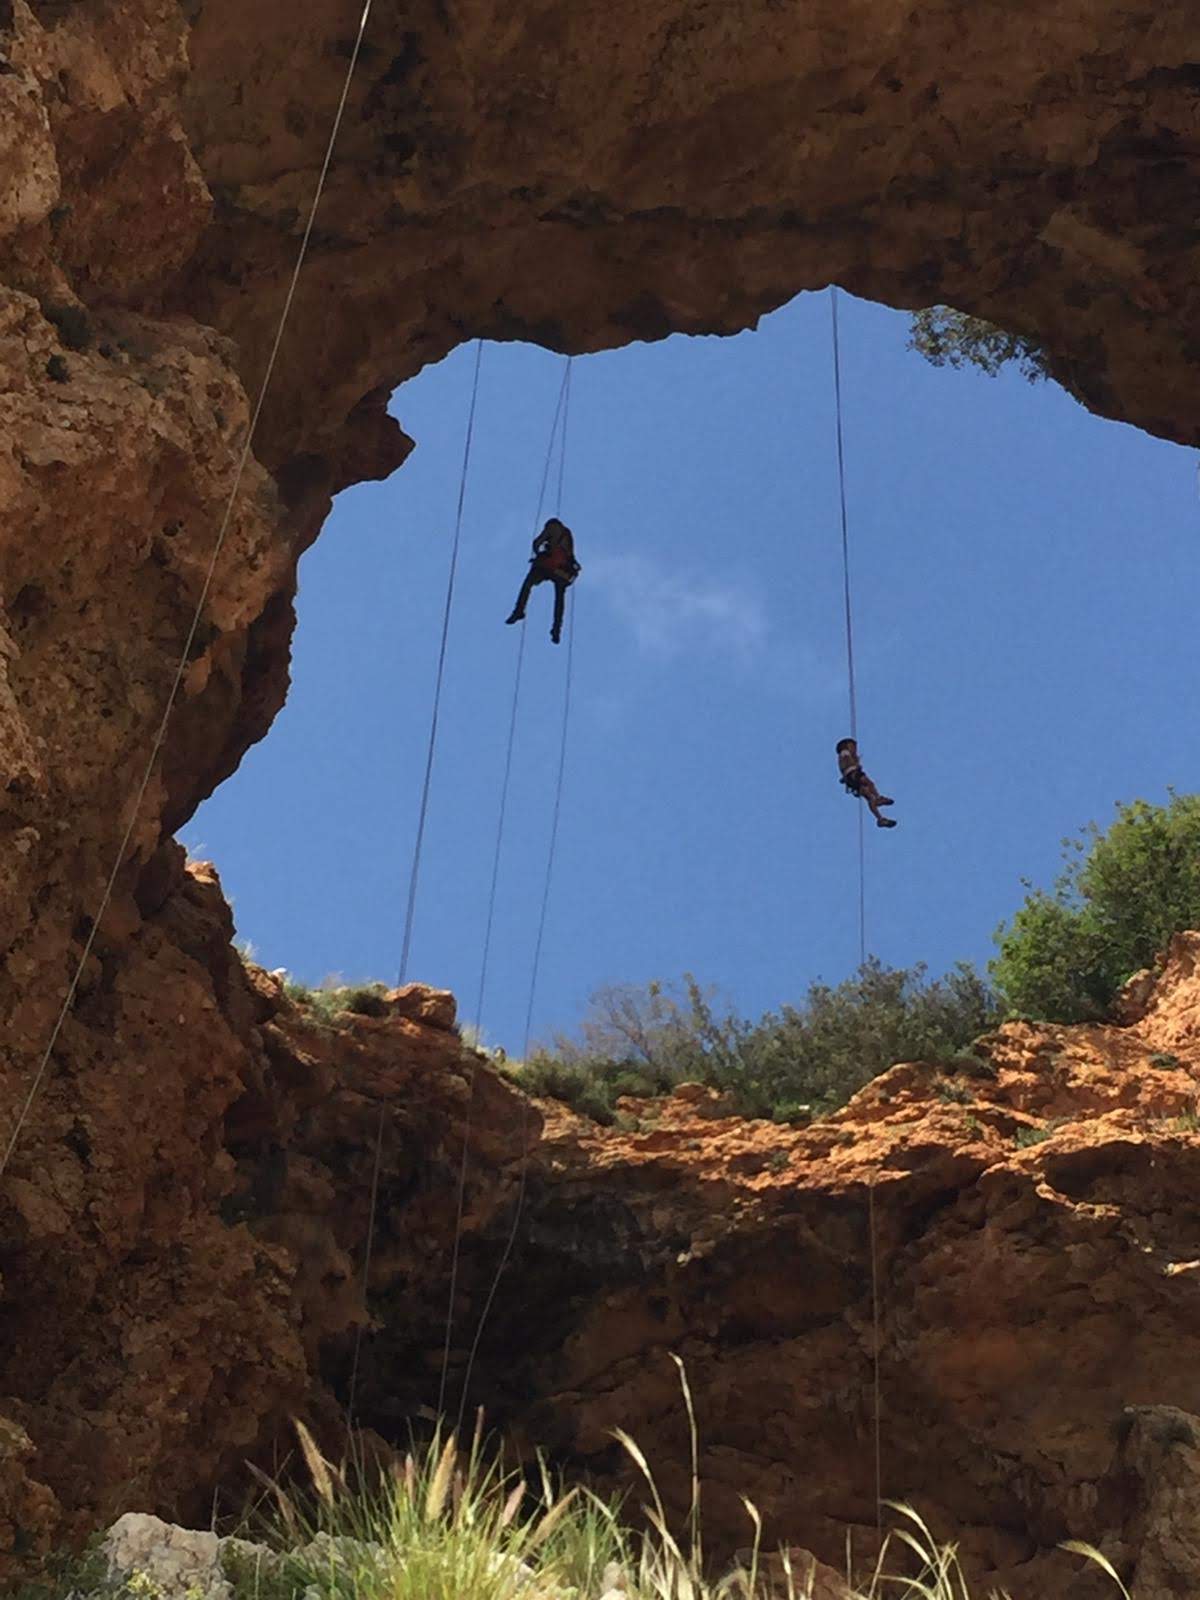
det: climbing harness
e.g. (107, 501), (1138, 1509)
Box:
(445, 356), (575, 1431)
(830, 287), (867, 970)
(0, 0), (378, 1185)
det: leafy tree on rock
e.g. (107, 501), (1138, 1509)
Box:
(908, 306), (1052, 383)
(992, 795), (1200, 1022)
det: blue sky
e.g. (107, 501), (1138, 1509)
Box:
(189, 292), (1200, 1054)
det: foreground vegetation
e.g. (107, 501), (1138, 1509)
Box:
(228, 1411), (1120, 1600)
(510, 797), (1200, 1122)
(18, 1383), (1123, 1600)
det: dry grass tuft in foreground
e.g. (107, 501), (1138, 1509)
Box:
(14, 1365), (1126, 1600)
(215, 1363), (1123, 1600)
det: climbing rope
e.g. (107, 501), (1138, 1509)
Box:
(347, 339), (485, 1425)
(555, 359), (572, 515)
(470, 357), (572, 1049)
(347, 1099), (386, 1425)
(453, 585), (576, 1432)
(346, 353), (572, 1422)
(830, 286), (867, 970)
(0, 0), (378, 1186)
(833, 291), (884, 1534)
(857, 807), (867, 971)
(355, 359), (572, 1426)
(869, 1175), (883, 1537)
(520, 361), (574, 1060)
(431, 608), (535, 1421)
(447, 356), (575, 1431)
(397, 339), (485, 987)
(830, 287), (858, 744)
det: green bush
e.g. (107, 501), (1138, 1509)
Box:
(512, 1049), (678, 1126)
(992, 796), (1200, 1023)
(343, 984), (390, 1017)
(8, 1542), (106, 1600)
(520, 964), (995, 1125)
(712, 961), (996, 1119)
(284, 980), (390, 1025)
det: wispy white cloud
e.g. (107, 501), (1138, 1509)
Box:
(585, 551), (769, 664)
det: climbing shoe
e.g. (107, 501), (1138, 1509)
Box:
(877, 817), (898, 829)
(505, 611), (525, 625)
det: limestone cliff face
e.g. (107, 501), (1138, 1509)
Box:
(0, 852), (523, 1561)
(3, 0), (1200, 1588)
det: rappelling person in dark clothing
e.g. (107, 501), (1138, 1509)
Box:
(505, 517), (580, 644)
(837, 738), (897, 828)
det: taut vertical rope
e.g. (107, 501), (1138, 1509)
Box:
(555, 358), (573, 515)
(347, 1101), (385, 1424)
(869, 1175), (883, 1537)
(455, 569), (575, 1435)
(831, 287), (858, 744)
(469, 358), (571, 1035)
(830, 286), (867, 971)
(438, 356), (574, 1423)
(857, 807), (867, 970)
(351, 337), (485, 1427)
(397, 339), (484, 987)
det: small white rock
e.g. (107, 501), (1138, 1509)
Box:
(103, 1513), (230, 1600)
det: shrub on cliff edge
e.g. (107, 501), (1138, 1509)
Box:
(993, 795), (1200, 1022)
(518, 963), (995, 1124)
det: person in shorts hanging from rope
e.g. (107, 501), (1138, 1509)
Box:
(505, 517), (580, 644)
(837, 738), (897, 828)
